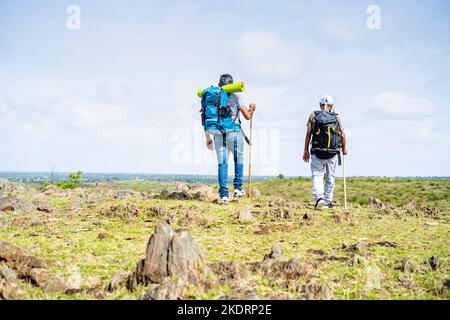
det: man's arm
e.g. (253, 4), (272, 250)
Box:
(303, 125), (312, 162)
(204, 132), (213, 150)
(341, 130), (347, 155)
(338, 116), (347, 155)
(240, 103), (256, 120)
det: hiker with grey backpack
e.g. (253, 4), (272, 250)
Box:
(201, 74), (256, 205)
(303, 95), (348, 210)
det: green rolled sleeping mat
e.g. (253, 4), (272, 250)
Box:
(197, 81), (245, 97)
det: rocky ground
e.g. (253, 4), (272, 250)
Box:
(0, 178), (448, 300)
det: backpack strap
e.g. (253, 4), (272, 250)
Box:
(231, 95), (241, 123)
(217, 89), (222, 122)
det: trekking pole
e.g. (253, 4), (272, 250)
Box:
(343, 154), (348, 211)
(247, 117), (253, 198)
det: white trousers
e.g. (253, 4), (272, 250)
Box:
(311, 154), (338, 204)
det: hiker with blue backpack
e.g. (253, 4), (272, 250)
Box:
(200, 74), (256, 204)
(303, 95), (347, 210)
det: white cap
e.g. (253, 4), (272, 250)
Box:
(320, 95), (334, 105)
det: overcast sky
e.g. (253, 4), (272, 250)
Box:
(1, 0), (449, 176)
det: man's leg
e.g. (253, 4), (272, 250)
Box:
(324, 155), (338, 205)
(228, 132), (244, 191)
(311, 155), (326, 204)
(214, 133), (229, 198)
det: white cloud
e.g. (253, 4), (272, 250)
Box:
(233, 30), (302, 83)
(371, 92), (437, 118)
(320, 18), (362, 46)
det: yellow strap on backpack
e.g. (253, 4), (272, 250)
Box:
(197, 81), (245, 98)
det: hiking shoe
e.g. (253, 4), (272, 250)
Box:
(314, 198), (325, 210)
(219, 196), (229, 205)
(323, 202), (335, 209)
(234, 189), (245, 197)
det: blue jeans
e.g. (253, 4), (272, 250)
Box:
(213, 131), (244, 198)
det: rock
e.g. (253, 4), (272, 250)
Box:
(175, 182), (190, 192)
(0, 241), (68, 294)
(0, 196), (36, 213)
(238, 209), (253, 221)
(97, 232), (108, 239)
(342, 241), (368, 254)
(209, 261), (248, 284)
(367, 197), (384, 209)
(190, 185), (216, 202)
(0, 179), (22, 195)
(271, 208), (294, 219)
(168, 191), (192, 200)
(402, 200), (417, 211)
(333, 215), (343, 223)
(0, 241), (52, 273)
(107, 272), (130, 292)
(100, 203), (140, 221)
(42, 185), (63, 196)
(66, 267), (81, 293)
(352, 255), (366, 266)
(43, 276), (68, 293)
(269, 198), (287, 207)
(298, 283), (332, 300)
(398, 275), (415, 289)
(303, 212), (313, 220)
(264, 245), (283, 261)
(1, 206), (14, 213)
(0, 265), (18, 283)
(29, 268), (51, 285)
(397, 259), (415, 272)
(114, 190), (134, 199)
(37, 205), (52, 213)
(159, 189), (170, 199)
(243, 291), (259, 300)
(141, 278), (187, 300)
(0, 279), (21, 299)
(444, 279), (450, 290)
(251, 257), (314, 281)
(168, 231), (206, 283)
(139, 221), (172, 283)
(428, 256), (439, 270)
(130, 221), (215, 292)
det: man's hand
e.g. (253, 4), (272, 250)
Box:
(249, 103), (256, 112)
(303, 150), (310, 162)
(342, 148), (348, 156)
(206, 138), (213, 150)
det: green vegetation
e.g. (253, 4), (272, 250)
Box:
(44, 171), (83, 190)
(0, 177), (448, 300)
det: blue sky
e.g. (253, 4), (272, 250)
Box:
(1, 0), (449, 176)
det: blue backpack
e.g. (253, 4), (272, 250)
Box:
(200, 86), (234, 132)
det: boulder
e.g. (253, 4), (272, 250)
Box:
(0, 241), (68, 294)
(140, 222), (172, 283)
(0, 197), (36, 213)
(264, 245), (283, 261)
(190, 185), (216, 202)
(130, 221), (215, 298)
(0, 265), (18, 283)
